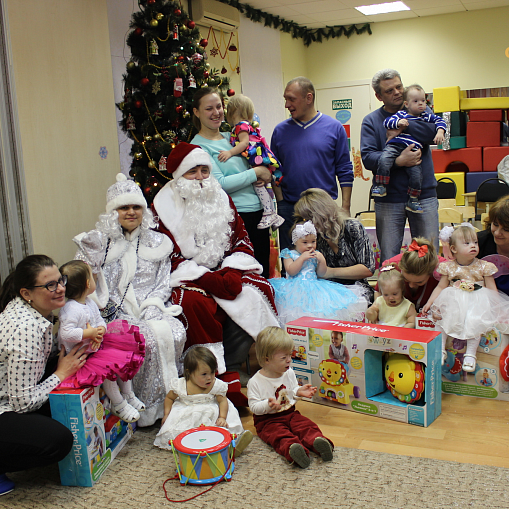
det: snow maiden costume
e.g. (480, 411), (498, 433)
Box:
(269, 221), (368, 326)
(74, 174), (186, 427)
(153, 377), (244, 448)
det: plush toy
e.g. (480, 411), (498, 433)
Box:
(384, 353), (425, 403)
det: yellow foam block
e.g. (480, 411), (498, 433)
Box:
(433, 86), (460, 113)
(460, 97), (509, 110)
(435, 171), (465, 205)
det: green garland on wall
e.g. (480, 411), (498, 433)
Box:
(214, 0), (371, 46)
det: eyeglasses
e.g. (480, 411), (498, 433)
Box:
(28, 275), (67, 292)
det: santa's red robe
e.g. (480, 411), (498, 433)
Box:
(153, 185), (278, 373)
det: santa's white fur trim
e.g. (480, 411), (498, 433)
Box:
(213, 285), (279, 339)
(140, 297), (182, 317)
(221, 252), (262, 274)
(170, 260), (210, 287)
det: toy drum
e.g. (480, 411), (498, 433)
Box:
(170, 425), (235, 485)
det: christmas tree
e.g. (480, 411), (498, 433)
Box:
(117, 0), (232, 202)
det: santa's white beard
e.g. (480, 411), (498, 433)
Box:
(175, 177), (234, 268)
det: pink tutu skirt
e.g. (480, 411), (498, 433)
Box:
(58, 320), (145, 389)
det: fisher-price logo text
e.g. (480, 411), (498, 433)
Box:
(287, 327), (306, 337)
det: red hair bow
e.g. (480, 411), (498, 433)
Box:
(408, 240), (428, 257)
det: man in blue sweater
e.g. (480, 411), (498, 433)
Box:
(271, 77), (353, 250)
(360, 69), (439, 263)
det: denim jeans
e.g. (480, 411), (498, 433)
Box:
(375, 196), (439, 263)
(378, 143), (422, 195)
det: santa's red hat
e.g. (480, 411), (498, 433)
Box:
(166, 142), (212, 180)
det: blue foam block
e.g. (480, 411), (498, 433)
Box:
(465, 171), (499, 193)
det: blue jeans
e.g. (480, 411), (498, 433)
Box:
(378, 143), (422, 196)
(375, 197), (439, 263)
(276, 199), (296, 251)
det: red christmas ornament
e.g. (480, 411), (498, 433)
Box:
(134, 100), (143, 108)
(176, 105), (184, 114)
(144, 186), (152, 195)
(134, 27), (143, 36)
(177, 55), (185, 62)
(147, 0), (155, 4)
(187, 20), (195, 29)
(227, 89), (235, 97)
(203, 71), (209, 78)
(221, 66), (227, 74)
(174, 8), (181, 15)
(140, 77), (150, 86)
(174, 77), (183, 97)
(200, 38), (208, 48)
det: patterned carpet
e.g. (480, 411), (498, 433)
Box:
(2, 425), (509, 509)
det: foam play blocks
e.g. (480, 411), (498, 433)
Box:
(436, 171), (466, 205)
(449, 111), (467, 136)
(465, 171), (498, 193)
(433, 86), (460, 113)
(439, 136), (466, 150)
(461, 97), (509, 110)
(469, 109), (503, 122)
(287, 317), (442, 427)
(432, 147), (482, 173)
(467, 122), (501, 148)
(483, 146), (509, 172)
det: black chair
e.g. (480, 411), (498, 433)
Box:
(474, 178), (509, 220)
(436, 177), (457, 200)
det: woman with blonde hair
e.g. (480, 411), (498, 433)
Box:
(293, 188), (375, 302)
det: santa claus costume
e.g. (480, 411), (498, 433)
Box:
(153, 143), (279, 378)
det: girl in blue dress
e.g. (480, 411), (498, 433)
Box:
(270, 221), (368, 327)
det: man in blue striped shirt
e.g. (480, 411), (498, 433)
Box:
(372, 84), (446, 213)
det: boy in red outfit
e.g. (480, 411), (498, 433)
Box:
(247, 326), (334, 468)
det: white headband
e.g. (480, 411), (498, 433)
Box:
(292, 221), (317, 244)
(439, 222), (475, 243)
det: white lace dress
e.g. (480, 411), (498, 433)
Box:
(153, 377), (244, 450)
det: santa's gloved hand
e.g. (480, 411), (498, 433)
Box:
(196, 268), (243, 300)
(141, 305), (163, 321)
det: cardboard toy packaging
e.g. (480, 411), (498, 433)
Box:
(286, 317), (442, 427)
(440, 327), (509, 401)
(416, 318), (509, 401)
(49, 386), (136, 486)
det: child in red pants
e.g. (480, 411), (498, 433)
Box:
(247, 326), (334, 468)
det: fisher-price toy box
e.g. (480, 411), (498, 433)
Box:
(49, 386), (136, 486)
(287, 317), (442, 427)
(416, 318), (509, 401)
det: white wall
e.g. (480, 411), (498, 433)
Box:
(238, 16), (287, 140)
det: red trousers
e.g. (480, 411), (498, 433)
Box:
(253, 407), (333, 462)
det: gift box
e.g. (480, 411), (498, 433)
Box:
(286, 317), (442, 427)
(49, 387), (136, 486)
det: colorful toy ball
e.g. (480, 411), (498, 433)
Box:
(384, 353), (424, 403)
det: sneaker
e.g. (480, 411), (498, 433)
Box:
(0, 474), (14, 496)
(371, 185), (387, 197)
(235, 430), (253, 456)
(313, 437), (334, 462)
(289, 443), (310, 468)
(405, 198), (423, 213)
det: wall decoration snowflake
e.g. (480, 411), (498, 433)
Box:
(99, 146), (108, 159)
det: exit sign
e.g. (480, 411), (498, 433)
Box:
(332, 99), (352, 110)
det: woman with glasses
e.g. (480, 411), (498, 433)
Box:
(0, 255), (87, 496)
(73, 173), (185, 427)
